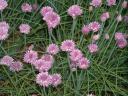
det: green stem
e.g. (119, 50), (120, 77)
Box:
(98, 23), (119, 65)
(79, 35), (84, 46)
(0, 11), (3, 21)
(71, 19), (77, 39)
(48, 29), (52, 44)
(48, 28), (57, 44)
(0, 41), (8, 55)
(2, 66), (17, 91)
(43, 87), (47, 96)
(87, 71), (90, 94)
(24, 34), (26, 46)
(51, 32), (57, 43)
(0, 41), (2, 46)
(64, 53), (74, 95)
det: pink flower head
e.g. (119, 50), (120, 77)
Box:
(116, 39), (127, 48)
(82, 25), (90, 35)
(21, 3), (32, 12)
(60, 40), (75, 52)
(100, 12), (110, 22)
(51, 74), (62, 87)
(89, 21), (101, 32)
(90, 0), (102, 7)
(0, 21), (9, 32)
(23, 50), (38, 64)
(92, 34), (100, 41)
(0, 31), (9, 40)
(0, 21), (9, 40)
(67, 5), (82, 19)
(116, 14), (122, 22)
(32, 3), (38, 11)
(36, 72), (52, 87)
(39, 63), (52, 72)
(88, 44), (99, 53)
(0, 0), (8, 11)
(78, 57), (90, 69)
(69, 49), (83, 62)
(19, 24), (31, 34)
(34, 59), (45, 70)
(34, 59), (53, 72)
(43, 11), (60, 29)
(122, 1), (127, 8)
(41, 54), (54, 65)
(40, 6), (53, 16)
(0, 55), (14, 66)
(104, 33), (110, 40)
(115, 32), (125, 40)
(46, 44), (59, 55)
(107, 0), (116, 6)
(9, 61), (23, 72)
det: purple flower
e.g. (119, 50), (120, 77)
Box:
(60, 40), (76, 52)
(0, 31), (9, 40)
(32, 3), (38, 11)
(78, 57), (90, 69)
(67, 5), (82, 19)
(46, 44), (59, 55)
(0, 21), (9, 32)
(19, 24), (31, 34)
(92, 34), (100, 41)
(9, 61), (23, 72)
(51, 73), (62, 87)
(23, 50), (38, 64)
(0, 21), (9, 40)
(100, 12), (110, 22)
(89, 21), (101, 32)
(40, 6), (53, 16)
(122, 1), (128, 8)
(82, 25), (90, 35)
(104, 33), (110, 40)
(0, 0), (8, 11)
(116, 39), (127, 48)
(88, 44), (99, 53)
(116, 14), (122, 22)
(34, 59), (45, 71)
(115, 32), (125, 40)
(41, 54), (54, 65)
(69, 49), (83, 62)
(34, 59), (53, 72)
(21, 3), (32, 12)
(0, 55), (14, 66)
(43, 11), (60, 29)
(107, 0), (116, 6)
(36, 72), (52, 87)
(90, 0), (102, 7)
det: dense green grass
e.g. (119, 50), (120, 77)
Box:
(0, 0), (128, 96)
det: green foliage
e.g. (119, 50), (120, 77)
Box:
(0, 0), (128, 96)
